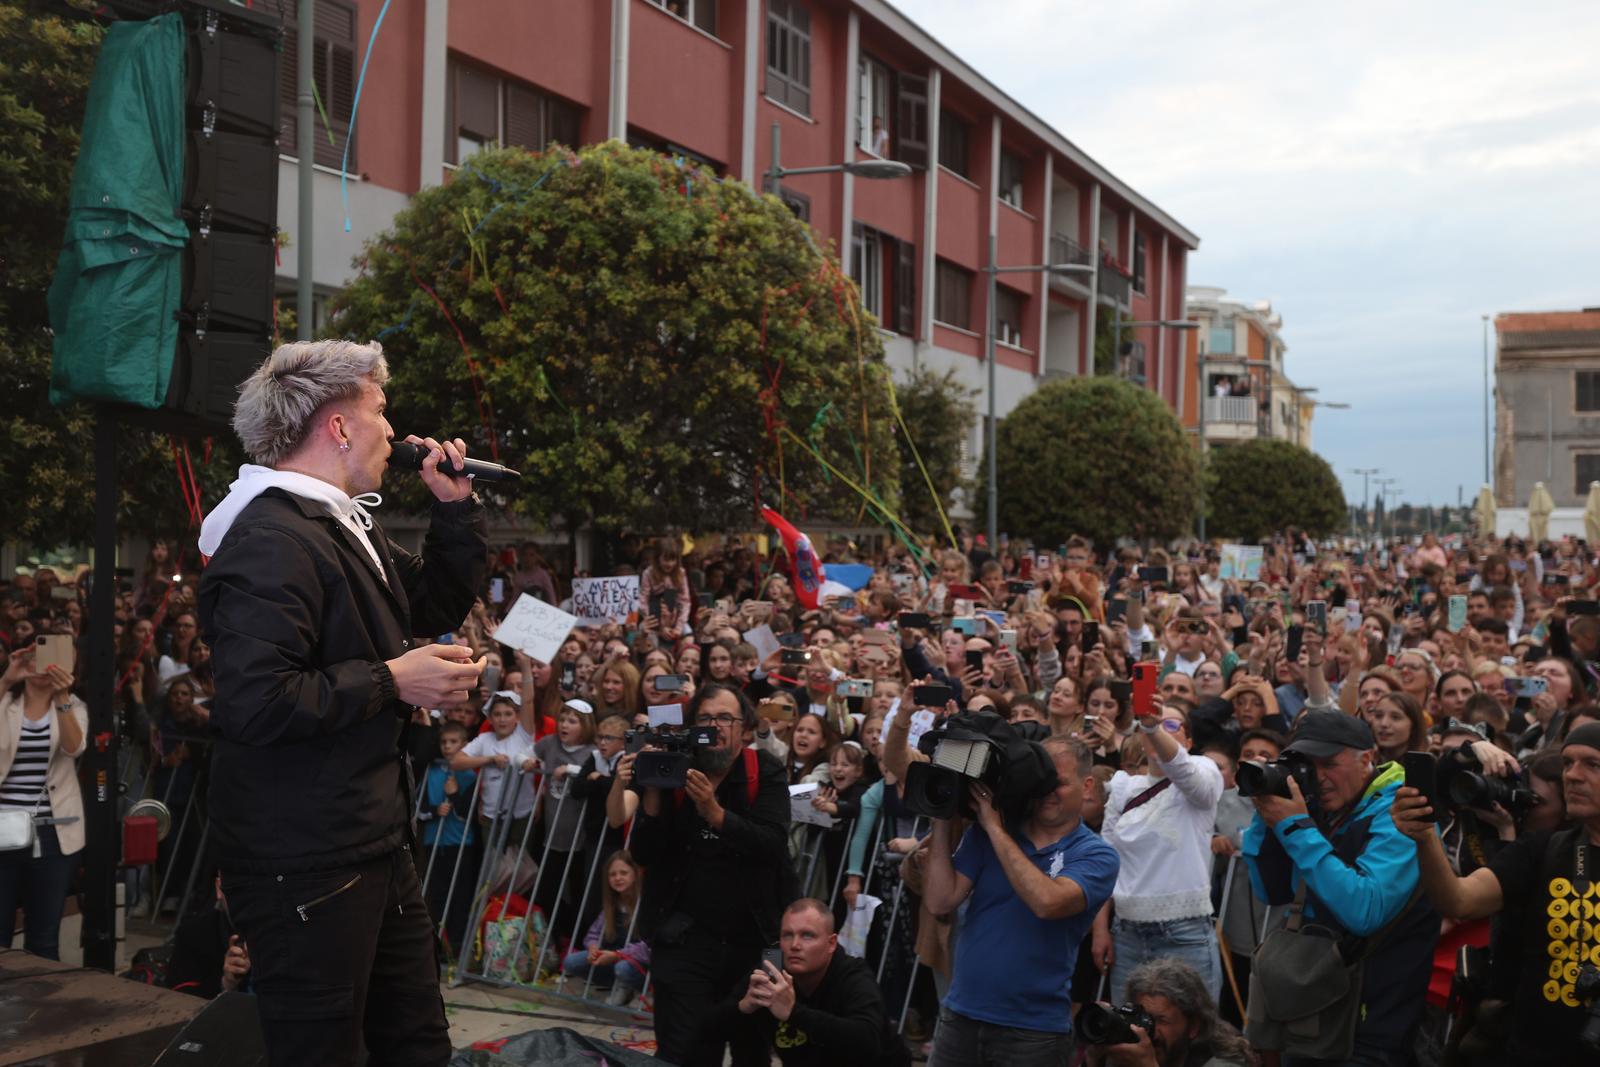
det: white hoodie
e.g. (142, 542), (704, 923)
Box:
(198, 465), (386, 581)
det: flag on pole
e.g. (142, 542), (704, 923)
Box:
(761, 507), (826, 611)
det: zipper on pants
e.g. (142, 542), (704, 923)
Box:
(295, 873), (361, 922)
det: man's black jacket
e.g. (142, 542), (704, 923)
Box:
(709, 949), (910, 1066)
(199, 488), (486, 874)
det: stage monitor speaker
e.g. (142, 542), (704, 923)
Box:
(151, 990), (266, 1066)
(185, 128), (278, 234)
(170, 331), (270, 425)
(185, 9), (281, 139)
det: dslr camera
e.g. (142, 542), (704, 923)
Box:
(902, 710), (1058, 821)
(624, 725), (718, 789)
(1437, 744), (1542, 818)
(1076, 1002), (1155, 1046)
(1236, 751), (1317, 803)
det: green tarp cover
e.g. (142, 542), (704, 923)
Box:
(48, 12), (187, 409)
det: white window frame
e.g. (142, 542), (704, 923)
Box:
(852, 226), (884, 319)
(857, 56), (891, 157)
(648, 0), (716, 35)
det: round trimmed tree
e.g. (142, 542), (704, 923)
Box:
(1206, 438), (1348, 540)
(984, 376), (1200, 548)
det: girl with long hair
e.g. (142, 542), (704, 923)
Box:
(560, 850), (650, 1006)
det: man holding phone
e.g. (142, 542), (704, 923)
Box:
(710, 898), (908, 1066)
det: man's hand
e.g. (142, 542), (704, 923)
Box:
(762, 962), (797, 1022)
(1090, 924), (1114, 973)
(386, 644), (483, 708)
(221, 935), (251, 992)
(1391, 785), (1438, 842)
(1098, 1024), (1160, 1066)
(406, 434), (474, 503)
(969, 782), (1003, 836)
(738, 968), (776, 1015)
(683, 769), (724, 825)
(1211, 834), (1238, 857)
(1251, 772), (1310, 826)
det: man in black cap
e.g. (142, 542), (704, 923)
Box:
(1239, 710), (1436, 1066)
(1393, 721), (1600, 1066)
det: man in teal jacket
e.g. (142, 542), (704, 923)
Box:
(1241, 711), (1436, 1066)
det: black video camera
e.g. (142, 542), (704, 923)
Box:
(1437, 744), (1542, 819)
(624, 725), (718, 790)
(1236, 751), (1317, 802)
(1076, 1002), (1155, 1046)
(902, 710), (1058, 821)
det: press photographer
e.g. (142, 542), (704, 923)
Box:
(1239, 710), (1435, 1066)
(1081, 959), (1255, 1067)
(1392, 721), (1600, 1065)
(922, 728), (1119, 1066)
(621, 681), (791, 1067)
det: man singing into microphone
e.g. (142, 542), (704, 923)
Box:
(197, 340), (487, 1066)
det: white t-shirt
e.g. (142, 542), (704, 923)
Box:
(1103, 745), (1224, 922)
(462, 725), (538, 818)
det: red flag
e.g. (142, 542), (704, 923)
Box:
(761, 507), (826, 611)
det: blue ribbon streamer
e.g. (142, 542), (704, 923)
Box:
(340, 0), (394, 232)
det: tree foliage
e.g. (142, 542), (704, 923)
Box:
(892, 365), (976, 535)
(1206, 438), (1348, 540)
(982, 376), (1200, 548)
(331, 143), (898, 534)
(0, 1), (240, 551)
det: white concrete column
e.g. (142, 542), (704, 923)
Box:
(418, 0), (449, 188)
(1037, 153), (1053, 375)
(609, 0), (630, 140)
(1084, 181), (1101, 376)
(919, 68), (942, 347)
(1156, 229), (1169, 398)
(840, 9), (859, 252)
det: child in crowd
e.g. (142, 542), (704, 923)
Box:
(422, 722), (477, 951)
(561, 850), (649, 1007)
(532, 700), (598, 927)
(452, 692), (538, 846)
(569, 713), (630, 935)
(812, 742), (870, 898)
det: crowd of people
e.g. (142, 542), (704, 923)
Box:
(3, 519), (1600, 1066)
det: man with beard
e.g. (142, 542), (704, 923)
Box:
(621, 681), (792, 1066)
(1085, 959), (1255, 1067)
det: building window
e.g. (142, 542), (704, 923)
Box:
(995, 286), (1024, 347)
(998, 149), (1024, 208)
(1577, 371), (1600, 412)
(1133, 232), (1147, 293)
(938, 110), (970, 178)
(934, 260), (972, 332)
(447, 57), (581, 166)
(857, 56), (892, 156)
(849, 226), (916, 335)
(1578, 454), (1600, 496)
(277, 0), (358, 171)
(852, 226), (884, 320)
(1208, 318), (1234, 356)
(765, 0), (811, 116)
(895, 72), (929, 169)
(647, 0), (716, 35)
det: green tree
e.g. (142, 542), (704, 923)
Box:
(980, 376), (1199, 548)
(1205, 439), (1348, 540)
(1, 1), (240, 550)
(332, 144), (899, 535)
(893, 365), (976, 537)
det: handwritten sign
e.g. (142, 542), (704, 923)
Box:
(570, 576), (639, 625)
(789, 783), (838, 828)
(742, 624), (781, 663)
(647, 703), (683, 728)
(884, 706), (937, 750)
(494, 593), (577, 664)
(1219, 544), (1264, 582)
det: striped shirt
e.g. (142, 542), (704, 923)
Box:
(0, 717), (52, 815)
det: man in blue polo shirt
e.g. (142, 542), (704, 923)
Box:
(923, 735), (1120, 1066)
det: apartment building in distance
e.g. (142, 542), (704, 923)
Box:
(266, 0), (1199, 486)
(1180, 286), (1317, 450)
(1494, 309), (1600, 507)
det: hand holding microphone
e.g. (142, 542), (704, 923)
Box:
(387, 435), (521, 497)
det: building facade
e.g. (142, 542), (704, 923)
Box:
(1493, 309), (1600, 508)
(1180, 286), (1316, 450)
(267, 0), (1198, 499)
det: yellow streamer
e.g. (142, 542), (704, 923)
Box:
(780, 427), (922, 548)
(885, 373), (958, 549)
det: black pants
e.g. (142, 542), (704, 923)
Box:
(221, 846), (451, 1067)
(651, 928), (769, 1067)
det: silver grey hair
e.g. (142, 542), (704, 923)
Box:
(232, 340), (390, 465)
(1125, 959), (1257, 1065)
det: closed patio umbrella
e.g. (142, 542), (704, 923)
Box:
(1529, 482), (1555, 543)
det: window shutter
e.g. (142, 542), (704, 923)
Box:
(278, 24), (298, 153)
(894, 239), (916, 335)
(319, 39), (356, 169)
(894, 72), (928, 169)
(504, 83), (544, 150)
(456, 64), (500, 142)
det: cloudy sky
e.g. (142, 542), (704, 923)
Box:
(898, 0), (1600, 510)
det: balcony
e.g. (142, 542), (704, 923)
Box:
(1203, 395), (1263, 442)
(1097, 253), (1132, 307)
(1048, 233), (1093, 294)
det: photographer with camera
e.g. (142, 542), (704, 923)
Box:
(1239, 710), (1436, 1065)
(621, 681), (792, 1067)
(1082, 959), (1255, 1067)
(922, 735), (1119, 1066)
(1392, 721), (1600, 1065)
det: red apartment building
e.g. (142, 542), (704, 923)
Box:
(271, 0), (1200, 505)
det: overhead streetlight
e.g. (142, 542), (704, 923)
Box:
(1352, 467), (1381, 537)
(983, 236), (1100, 549)
(766, 123), (912, 201)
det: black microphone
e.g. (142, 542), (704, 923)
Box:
(387, 440), (520, 482)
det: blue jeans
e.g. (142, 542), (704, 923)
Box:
(1111, 914), (1221, 1006)
(928, 1005), (1074, 1067)
(560, 949), (643, 991)
(0, 825), (78, 960)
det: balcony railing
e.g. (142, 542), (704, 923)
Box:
(1098, 253), (1131, 306)
(1049, 233), (1092, 273)
(1205, 395), (1257, 424)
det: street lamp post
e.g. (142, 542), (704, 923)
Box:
(766, 122), (912, 202)
(1351, 467), (1380, 537)
(982, 235), (1099, 550)
(1374, 477), (1398, 540)
(1482, 314), (1491, 485)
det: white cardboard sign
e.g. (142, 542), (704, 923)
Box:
(494, 593), (578, 664)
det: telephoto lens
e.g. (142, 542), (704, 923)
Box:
(1075, 1002), (1155, 1047)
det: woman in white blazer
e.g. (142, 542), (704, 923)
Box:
(0, 645), (87, 960)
